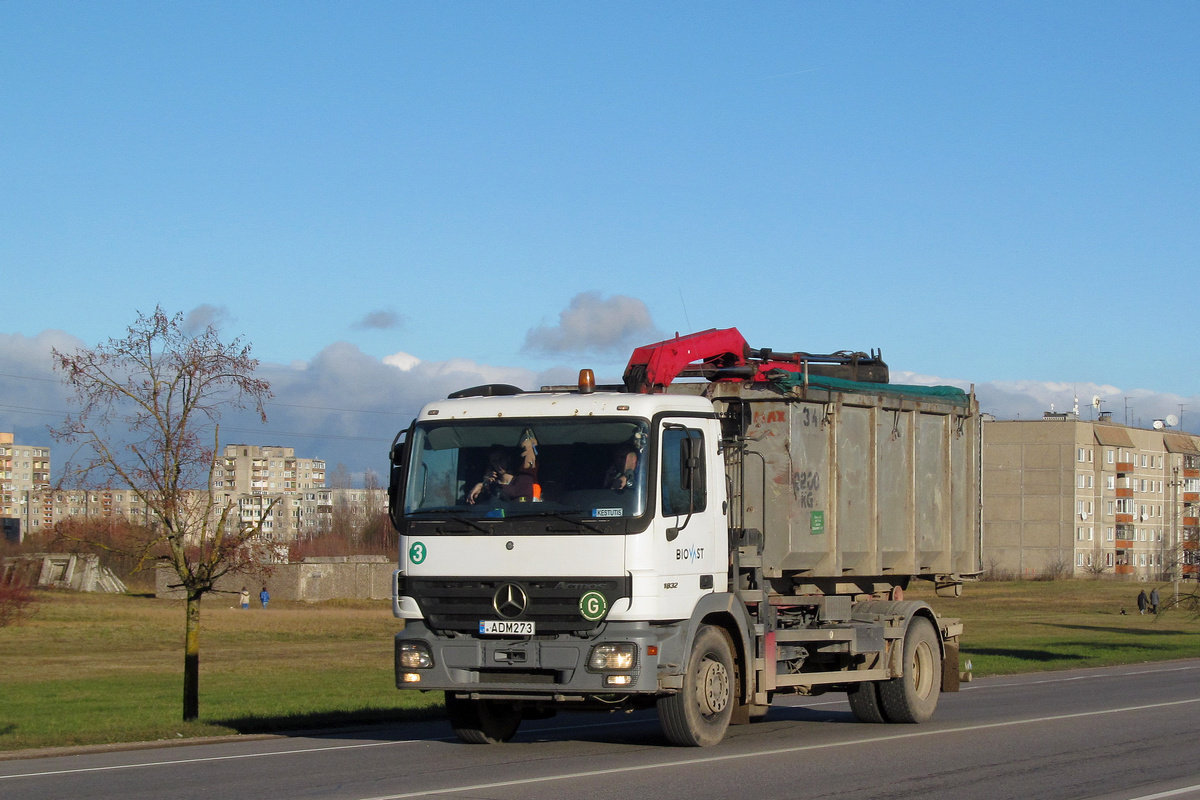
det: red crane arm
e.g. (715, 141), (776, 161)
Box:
(622, 328), (889, 393)
(622, 328), (750, 393)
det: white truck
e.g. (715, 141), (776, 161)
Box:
(389, 328), (979, 746)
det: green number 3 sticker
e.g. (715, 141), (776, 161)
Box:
(408, 541), (427, 565)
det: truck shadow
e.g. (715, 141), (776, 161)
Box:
(961, 647), (1085, 663)
(212, 706), (445, 736)
(1036, 622), (1194, 637)
(210, 705), (851, 748)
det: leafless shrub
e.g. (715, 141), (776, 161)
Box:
(0, 569), (38, 627)
(1033, 556), (1072, 581)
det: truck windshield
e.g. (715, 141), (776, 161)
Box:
(404, 418), (649, 521)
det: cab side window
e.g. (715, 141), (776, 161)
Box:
(661, 427), (706, 516)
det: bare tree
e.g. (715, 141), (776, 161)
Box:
(51, 307), (274, 721)
(328, 463), (356, 542)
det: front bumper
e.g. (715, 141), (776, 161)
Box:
(395, 619), (687, 698)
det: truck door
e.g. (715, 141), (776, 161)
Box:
(653, 420), (723, 615)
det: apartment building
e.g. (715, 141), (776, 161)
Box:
(982, 414), (1200, 580)
(214, 444), (326, 493)
(1, 432), (53, 541)
(208, 444), (329, 539)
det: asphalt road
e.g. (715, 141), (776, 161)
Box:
(4, 660), (1200, 800)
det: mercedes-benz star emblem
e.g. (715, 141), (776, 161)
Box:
(493, 583), (528, 620)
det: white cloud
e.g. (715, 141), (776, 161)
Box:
(894, 371), (1197, 429)
(523, 292), (662, 356)
(383, 352), (420, 371)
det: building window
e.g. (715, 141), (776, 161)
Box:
(1107, 476), (1116, 491)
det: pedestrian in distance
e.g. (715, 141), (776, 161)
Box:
(1137, 589), (1148, 615)
(260, 586), (270, 609)
(1149, 587), (1160, 614)
(240, 588), (249, 610)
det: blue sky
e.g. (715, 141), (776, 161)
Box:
(2, 3), (1198, 478)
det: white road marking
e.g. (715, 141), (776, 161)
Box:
(1113, 784), (1200, 800)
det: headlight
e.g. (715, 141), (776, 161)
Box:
(588, 643), (637, 671)
(397, 641), (434, 669)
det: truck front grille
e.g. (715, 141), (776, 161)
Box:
(403, 576), (630, 634)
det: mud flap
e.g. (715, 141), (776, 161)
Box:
(941, 640), (960, 692)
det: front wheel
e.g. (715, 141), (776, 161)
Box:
(445, 694), (522, 744)
(877, 616), (941, 723)
(658, 625), (735, 746)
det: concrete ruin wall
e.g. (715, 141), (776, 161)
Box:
(2, 553), (128, 593)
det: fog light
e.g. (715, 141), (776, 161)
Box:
(397, 641), (434, 669)
(605, 674), (633, 687)
(588, 643), (637, 671)
(401, 673), (422, 683)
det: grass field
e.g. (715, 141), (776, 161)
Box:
(2, 579), (1198, 753)
(0, 592), (441, 752)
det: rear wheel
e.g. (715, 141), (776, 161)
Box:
(846, 680), (886, 723)
(445, 694), (522, 744)
(878, 616), (941, 723)
(658, 625), (735, 746)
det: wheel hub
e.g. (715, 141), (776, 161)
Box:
(698, 658), (730, 715)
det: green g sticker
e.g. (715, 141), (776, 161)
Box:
(580, 591), (607, 621)
(810, 511), (825, 535)
(408, 541), (427, 565)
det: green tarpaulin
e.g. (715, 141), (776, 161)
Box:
(765, 369), (971, 406)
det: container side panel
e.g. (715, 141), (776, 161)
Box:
(879, 409), (915, 573)
(747, 401), (799, 576)
(836, 404), (875, 573)
(916, 413), (949, 571)
(951, 416), (982, 575)
(764, 401), (833, 576)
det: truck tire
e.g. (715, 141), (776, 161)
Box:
(846, 681), (886, 724)
(445, 694), (522, 744)
(657, 625), (734, 746)
(877, 616), (940, 723)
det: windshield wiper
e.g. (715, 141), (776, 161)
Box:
(525, 511), (605, 534)
(409, 508), (495, 534)
(438, 516), (495, 534)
